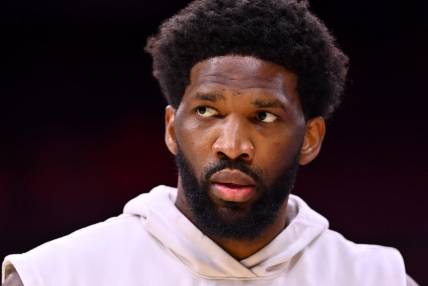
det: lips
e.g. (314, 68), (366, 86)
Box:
(210, 169), (256, 203)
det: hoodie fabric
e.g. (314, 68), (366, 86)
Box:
(2, 185), (410, 285)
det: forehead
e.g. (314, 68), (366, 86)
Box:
(185, 55), (299, 102)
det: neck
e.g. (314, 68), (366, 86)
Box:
(175, 179), (289, 260)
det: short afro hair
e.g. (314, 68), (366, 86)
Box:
(145, 0), (349, 119)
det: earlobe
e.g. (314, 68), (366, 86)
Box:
(299, 116), (326, 165)
(165, 105), (178, 155)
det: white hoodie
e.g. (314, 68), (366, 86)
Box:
(2, 185), (413, 285)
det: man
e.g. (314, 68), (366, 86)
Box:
(2, 0), (419, 285)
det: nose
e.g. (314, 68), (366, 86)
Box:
(212, 115), (255, 162)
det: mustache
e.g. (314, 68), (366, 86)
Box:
(203, 159), (264, 187)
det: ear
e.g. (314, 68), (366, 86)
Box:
(165, 105), (178, 155)
(299, 116), (326, 165)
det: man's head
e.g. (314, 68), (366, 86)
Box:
(145, 0), (348, 240)
(146, 0), (348, 120)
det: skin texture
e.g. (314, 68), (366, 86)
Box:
(165, 55), (325, 259)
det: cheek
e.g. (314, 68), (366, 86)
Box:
(254, 132), (303, 179)
(175, 117), (216, 174)
(257, 140), (291, 165)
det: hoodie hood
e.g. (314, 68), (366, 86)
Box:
(123, 185), (329, 279)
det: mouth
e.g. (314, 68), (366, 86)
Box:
(210, 169), (257, 203)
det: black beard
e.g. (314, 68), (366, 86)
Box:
(175, 148), (300, 241)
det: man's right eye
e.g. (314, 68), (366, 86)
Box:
(196, 106), (218, 117)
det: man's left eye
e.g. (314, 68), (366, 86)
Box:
(256, 111), (277, 123)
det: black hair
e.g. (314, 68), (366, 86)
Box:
(145, 0), (349, 119)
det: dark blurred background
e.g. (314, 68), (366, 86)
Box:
(0, 0), (427, 284)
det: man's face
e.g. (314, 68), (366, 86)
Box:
(165, 56), (323, 239)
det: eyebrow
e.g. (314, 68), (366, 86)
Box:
(251, 99), (286, 110)
(193, 92), (225, 102)
(193, 92), (286, 110)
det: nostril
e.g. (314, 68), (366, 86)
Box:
(238, 153), (251, 162)
(216, 151), (229, 160)
(216, 151), (251, 164)
(216, 150), (251, 162)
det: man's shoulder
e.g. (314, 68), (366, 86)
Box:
(45, 213), (143, 247)
(310, 229), (407, 284)
(2, 213), (153, 285)
(14, 213), (144, 256)
(317, 229), (404, 261)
